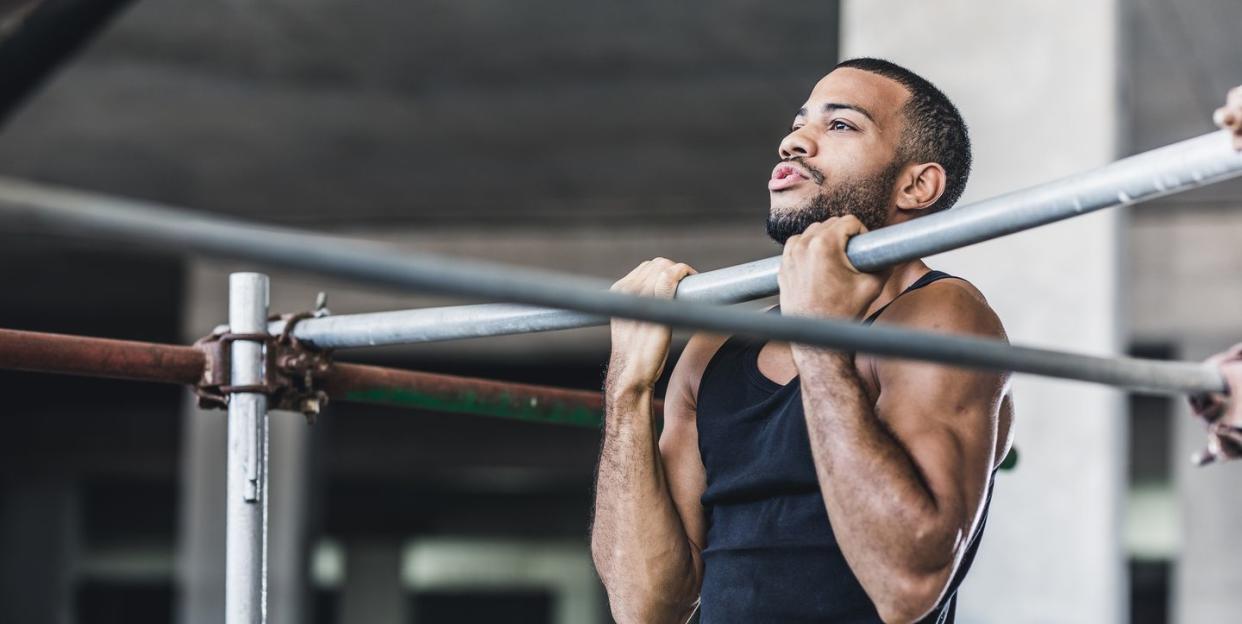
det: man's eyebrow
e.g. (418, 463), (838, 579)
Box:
(794, 103), (877, 123)
(823, 102), (875, 123)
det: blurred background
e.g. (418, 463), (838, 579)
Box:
(0, 0), (1238, 622)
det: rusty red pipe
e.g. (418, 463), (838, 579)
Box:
(0, 327), (654, 426)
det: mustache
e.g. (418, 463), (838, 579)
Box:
(785, 157), (826, 185)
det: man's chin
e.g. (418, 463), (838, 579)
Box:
(768, 192), (809, 217)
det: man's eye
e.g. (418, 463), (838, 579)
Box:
(829, 120), (853, 131)
(789, 124), (804, 133)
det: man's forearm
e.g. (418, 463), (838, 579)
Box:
(591, 384), (698, 623)
(793, 348), (956, 579)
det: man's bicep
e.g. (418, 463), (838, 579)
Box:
(657, 334), (721, 581)
(659, 399), (708, 571)
(873, 283), (1009, 518)
(874, 357), (1005, 534)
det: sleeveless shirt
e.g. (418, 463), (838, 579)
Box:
(695, 270), (996, 623)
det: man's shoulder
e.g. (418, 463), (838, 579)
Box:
(881, 275), (1006, 340)
(667, 331), (733, 414)
(677, 331), (732, 379)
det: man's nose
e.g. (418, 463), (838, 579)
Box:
(779, 127), (817, 160)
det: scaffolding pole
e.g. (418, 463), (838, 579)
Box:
(0, 132), (1239, 395)
(0, 327), (622, 425)
(0, 327), (203, 384)
(274, 130), (1242, 348)
(225, 273), (269, 624)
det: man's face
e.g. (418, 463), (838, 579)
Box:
(767, 68), (911, 243)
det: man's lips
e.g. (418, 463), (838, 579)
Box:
(768, 162), (810, 191)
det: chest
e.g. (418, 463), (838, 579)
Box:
(754, 341), (880, 399)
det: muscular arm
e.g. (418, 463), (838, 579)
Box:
(792, 283), (1008, 623)
(590, 259), (717, 624)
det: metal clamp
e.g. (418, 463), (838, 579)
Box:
(195, 294), (333, 422)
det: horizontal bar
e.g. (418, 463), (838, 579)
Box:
(0, 327), (624, 424)
(275, 256), (782, 347)
(0, 134), (1236, 395)
(281, 130), (1242, 348)
(0, 327), (205, 385)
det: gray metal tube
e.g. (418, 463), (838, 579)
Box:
(280, 130), (1242, 348)
(273, 256), (783, 347)
(226, 273), (269, 624)
(0, 135), (1236, 395)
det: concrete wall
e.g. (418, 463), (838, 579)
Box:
(1121, 1), (1242, 621)
(841, 2), (1125, 622)
(1171, 339), (1242, 623)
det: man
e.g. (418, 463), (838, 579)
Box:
(590, 58), (1242, 623)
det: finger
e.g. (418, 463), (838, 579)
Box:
(625, 259), (663, 292)
(783, 233), (803, 255)
(834, 214), (866, 235)
(642, 257), (676, 280)
(653, 263), (696, 299)
(611, 261), (651, 292)
(636, 257), (679, 297)
(1229, 85), (1242, 108)
(1215, 107), (1239, 131)
(826, 219), (871, 273)
(629, 260), (653, 280)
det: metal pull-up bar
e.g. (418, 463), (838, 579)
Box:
(0, 131), (1240, 396)
(275, 129), (1242, 349)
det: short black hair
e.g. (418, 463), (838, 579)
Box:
(834, 57), (971, 213)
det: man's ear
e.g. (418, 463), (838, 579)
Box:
(895, 162), (946, 212)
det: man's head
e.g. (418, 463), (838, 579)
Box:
(767, 58), (971, 244)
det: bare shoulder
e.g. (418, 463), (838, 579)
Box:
(880, 275), (1007, 341)
(666, 331), (731, 416)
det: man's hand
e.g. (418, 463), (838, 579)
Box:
(1214, 85), (1242, 150)
(778, 215), (890, 319)
(1188, 343), (1242, 465)
(607, 258), (696, 394)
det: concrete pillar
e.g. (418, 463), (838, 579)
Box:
(175, 399), (228, 624)
(1172, 338), (1242, 623)
(0, 478), (79, 624)
(340, 541), (407, 624)
(176, 402), (317, 624)
(842, 2), (1125, 622)
(267, 412), (316, 624)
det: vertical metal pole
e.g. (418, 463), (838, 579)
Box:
(226, 273), (270, 624)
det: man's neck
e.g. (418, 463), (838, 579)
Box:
(863, 260), (932, 320)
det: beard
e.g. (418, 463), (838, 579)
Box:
(766, 159), (902, 244)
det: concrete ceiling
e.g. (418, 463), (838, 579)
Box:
(0, 0), (840, 226)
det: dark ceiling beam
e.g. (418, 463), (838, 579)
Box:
(0, 0), (134, 127)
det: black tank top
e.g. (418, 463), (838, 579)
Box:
(695, 270), (995, 623)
